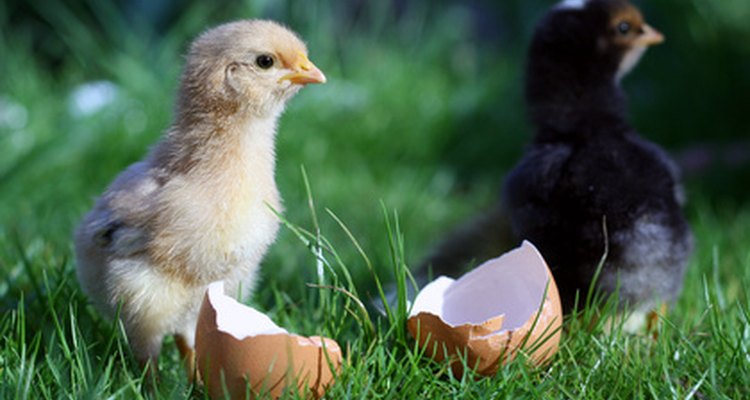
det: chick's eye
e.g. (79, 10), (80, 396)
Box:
(255, 54), (274, 69)
(617, 21), (631, 35)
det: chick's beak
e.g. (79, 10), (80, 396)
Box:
(638, 24), (665, 46)
(280, 53), (326, 85)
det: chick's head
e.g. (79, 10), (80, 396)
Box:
(599, 1), (664, 80)
(178, 20), (325, 119)
(539, 0), (663, 82)
(586, 0), (663, 81)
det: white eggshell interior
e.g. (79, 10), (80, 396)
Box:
(409, 276), (454, 318)
(409, 241), (549, 332)
(207, 281), (288, 340)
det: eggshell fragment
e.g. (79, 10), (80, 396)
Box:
(407, 241), (562, 376)
(195, 282), (342, 399)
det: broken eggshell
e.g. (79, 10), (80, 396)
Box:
(407, 241), (562, 376)
(195, 282), (342, 399)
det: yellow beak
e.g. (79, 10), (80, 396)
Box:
(280, 53), (326, 85)
(638, 24), (665, 46)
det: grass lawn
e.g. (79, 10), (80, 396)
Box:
(1, 1), (748, 398)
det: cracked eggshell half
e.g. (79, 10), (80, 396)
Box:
(407, 241), (562, 376)
(195, 282), (342, 399)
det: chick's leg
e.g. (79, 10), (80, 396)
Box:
(175, 332), (197, 382)
(646, 302), (668, 339)
(126, 327), (164, 382)
(610, 302), (668, 337)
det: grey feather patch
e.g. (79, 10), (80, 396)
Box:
(90, 216), (148, 257)
(93, 220), (124, 248)
(600, 213), (692, 307)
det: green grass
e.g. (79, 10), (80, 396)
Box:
(1, 1), (749, 398)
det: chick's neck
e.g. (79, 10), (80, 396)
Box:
(525, 53), (632, 144)
(524, 8), (635, 144)
(152, 96), (281, 179)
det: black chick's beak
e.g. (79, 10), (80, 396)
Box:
(637, 24), (664, 46)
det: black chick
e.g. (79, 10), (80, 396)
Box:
(503, 0), (693, 316)
(415, 0), (692, 325)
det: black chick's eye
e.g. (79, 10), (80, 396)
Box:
(617, 21), (631, 35)
(255, 54), (274, 69)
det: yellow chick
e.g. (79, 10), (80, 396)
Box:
(74, 20), (325, 369)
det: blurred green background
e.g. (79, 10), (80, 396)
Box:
(1, 0), (749, 298)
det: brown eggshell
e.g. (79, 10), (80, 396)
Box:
(195, 282), (342, 399)
(407, 241), (562, 376)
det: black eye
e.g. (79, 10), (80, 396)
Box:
(617, 21), (631, 35)
(255, 54), (274, 69)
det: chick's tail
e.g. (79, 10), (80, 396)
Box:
(415, 205), (516, 286)
(377, 205), (516, 313)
